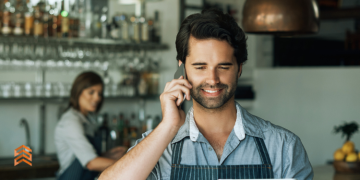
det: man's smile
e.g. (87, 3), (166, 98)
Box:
(201, 88), (223, 97)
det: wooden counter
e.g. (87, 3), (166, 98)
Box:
(314, 165), (360, 180)
(0, 156), (59, 180)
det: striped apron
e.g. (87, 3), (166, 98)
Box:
(170, 136), (274, 179)
(57, 135), (102, 180)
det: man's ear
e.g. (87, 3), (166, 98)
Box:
(178, 60), (183, 67)
(238, 63), (243, 78)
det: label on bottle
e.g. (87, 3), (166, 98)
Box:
(121, 22), (129, 40)
(141, 23), (149, 42)
(2, 11), (11, 25)
(62, 17), (69, 33)
(25, 14), (34, 35)
(133, 23), (140, 42)
(34, 21), (43, 36)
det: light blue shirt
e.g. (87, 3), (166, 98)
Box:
(130, 102), (313, 180)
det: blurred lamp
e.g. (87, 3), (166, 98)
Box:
(242, 0), (320, 36)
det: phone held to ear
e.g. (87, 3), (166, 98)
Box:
(174, 63), (187, 106)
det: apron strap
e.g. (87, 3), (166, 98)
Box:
(253, 137), (272, 165)
(171, 138), (185, 165)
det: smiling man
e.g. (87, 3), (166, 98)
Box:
(99, 9), (313, 180)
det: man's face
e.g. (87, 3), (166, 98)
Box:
(183, 36), (242, 109)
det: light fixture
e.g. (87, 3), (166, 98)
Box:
(242, 0), (320, 36)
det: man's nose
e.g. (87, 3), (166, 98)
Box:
(205, 68), (220, 85)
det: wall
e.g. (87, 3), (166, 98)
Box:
(250, 68), (360, 167)
(0, 0), (179, 157)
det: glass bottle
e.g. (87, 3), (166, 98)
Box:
(1, 0), (13, 35)
(78, 0), (86, 38)
(42, 1), (51, 38)
(153, 11), (161, 43)
(100, 6), (108, 39)
(140, 16), (149, 42)
(84, 0), (92, 38)
(33, 5), (43, 37)
(56, 0), (64, 37)
(24, 0), (33, 36)
(69, 4), (79, 38)
(51, 2), (59, 37)
(117, 113), (125, 146)
(60, 0), (69, 37)
(12, 0), (24, 36)
(91, 6), (101, 38)
(129, 14), (140, 43)
(119, 14), (129, 41)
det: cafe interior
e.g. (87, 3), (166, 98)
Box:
(0, 0), (360, 179)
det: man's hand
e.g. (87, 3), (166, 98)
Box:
(98, 76), (192, 180)
(160, 76), (192, 129)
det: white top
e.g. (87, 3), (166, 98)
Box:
(188, 102), (246, 142)
(54, 108), (98, 175)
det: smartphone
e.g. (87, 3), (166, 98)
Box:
(174, 63), (187, 105)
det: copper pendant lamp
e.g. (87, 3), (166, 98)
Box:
(242, 0), (320, 36)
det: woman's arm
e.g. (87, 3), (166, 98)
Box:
(86, 157), (116, 172)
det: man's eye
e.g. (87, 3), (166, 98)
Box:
(195, 67), (205, 69)
(89, 90), (94, 95)
(220, 67), (229, 69)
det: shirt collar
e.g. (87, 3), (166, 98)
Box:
(171, 101), (265, 144)
(70, 108), (92, 124)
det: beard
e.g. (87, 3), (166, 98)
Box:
(190, 77), (238, 109)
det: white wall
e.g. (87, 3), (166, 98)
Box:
(249, 68), (360, 166)
(0, 0), (179, 157)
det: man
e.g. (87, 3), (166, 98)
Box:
(99, 9), (313, 180)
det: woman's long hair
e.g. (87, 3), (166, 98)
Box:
(68, 71), (104, 112)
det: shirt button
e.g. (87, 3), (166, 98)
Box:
(208, 147), (213, 151)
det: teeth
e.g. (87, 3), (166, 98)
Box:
(203, 89), (220, 93)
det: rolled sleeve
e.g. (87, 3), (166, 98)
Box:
(59, 119), (98, 167)
(282, 136), (314, 180)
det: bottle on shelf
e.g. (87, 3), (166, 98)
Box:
(98, 113), (110, 153)
(117, 113), (125, 146)
(119, 14), (129, 41)
(1, 0), (13, 35)
(91, 6), (101, 38)
(153, 10), (161, 43)
(24, 0), (33, 36)
(69, 3), (79, 38)
(55, 1), (62, 37)
(60, 0), (69, 37)
(109, 115), (119, 148)
(33, 4), (43, 37)
(100, 6), (108, 39)
(123, 118), (130, 148)
(84, 0), (92, 38)
(12, 0), (25, 36)
(129, 14), (140, 43)
(78, 0), (86, 38)
(42, 1), (52, 38)
(140, 16), (149, 42)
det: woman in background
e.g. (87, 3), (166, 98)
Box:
(55, 71), (126, 180)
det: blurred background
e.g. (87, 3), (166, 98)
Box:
(0, 0), (359, 179)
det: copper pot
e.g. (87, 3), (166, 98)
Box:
(242, 0), (320, 36)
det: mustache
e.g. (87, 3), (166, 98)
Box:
(196, 83), (228, 90)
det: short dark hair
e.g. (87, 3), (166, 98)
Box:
(176, 9), (247, 66)
(69, 71), (104, 112)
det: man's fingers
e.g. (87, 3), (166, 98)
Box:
(164, 78), (192, 92)
(167, 84), (191, 100)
